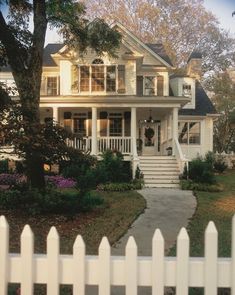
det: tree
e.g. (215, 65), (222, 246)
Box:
(0, 0), (121, 189)
(84, 0), (235, 72)
(206, 72), (235, 153)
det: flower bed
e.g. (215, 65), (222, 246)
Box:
(0, 173), (22, 186)
(45, 175), (76, 188)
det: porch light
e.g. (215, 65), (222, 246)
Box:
(144, 109), (154, 123)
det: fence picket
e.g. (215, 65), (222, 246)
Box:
(125, 236), (137, 295)
(152, 229), (164, 295)
(47, 227), (60, 295)
(0, 216), (9, 295)
(21, 225), (34, 295)
(205, 221), (218, 295)
(99, 237), (111, 295)
(232, 215), (235, 295)
(176, 228), (189, 295)
(73, 235), (85, 295)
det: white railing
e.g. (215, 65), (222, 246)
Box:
(0, 215), (235, 295)
(98, 137), (132, 155)
(66, 137), (92, 152)
(174, 136), (189, 173)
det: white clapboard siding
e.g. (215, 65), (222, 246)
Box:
(0, 215), (234, 295)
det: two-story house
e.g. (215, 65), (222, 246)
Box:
(0, 22), (217, 187)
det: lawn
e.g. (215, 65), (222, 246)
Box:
(0, 190), (146, 255)
(184, 169), (235, 257)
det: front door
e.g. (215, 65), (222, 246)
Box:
(141, 123), (161, 155)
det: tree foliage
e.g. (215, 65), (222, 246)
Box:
(85, 0), (235, 72)
(206, 72), (235, 153)
(0, 0), (121, 189)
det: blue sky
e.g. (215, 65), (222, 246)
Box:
(204, 0), (235, 35)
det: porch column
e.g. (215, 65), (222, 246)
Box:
(52, 106), (59, 124)
(131, 107), (138, 158)
(172, 107), (178, 155)
(91, 107), (98, 155)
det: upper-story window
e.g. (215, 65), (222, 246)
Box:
(77, 60), (124, 94)
(47, 77), (58, 95)
(182, 84), (192, 97)
(144, 76), (155, 95)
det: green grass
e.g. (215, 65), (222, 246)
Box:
(0, 190), (146, 255)
(171, 170), (235, 258)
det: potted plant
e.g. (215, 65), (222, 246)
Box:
(166, 146), (172, 156)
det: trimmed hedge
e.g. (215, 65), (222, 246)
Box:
(180, 180), (223, 192)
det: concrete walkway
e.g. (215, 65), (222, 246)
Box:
(112, 188), (196, 255)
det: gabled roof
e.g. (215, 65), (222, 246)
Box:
(179, 81), (217, 116)
(145, 43), (173, 66)
(43, 43), (64, 66)
(187, 51), (202, 63)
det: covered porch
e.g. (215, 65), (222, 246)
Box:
(39, 105), (180, 158)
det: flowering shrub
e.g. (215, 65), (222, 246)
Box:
(0, 173), (22, 186)
(45, 175), (76, 189)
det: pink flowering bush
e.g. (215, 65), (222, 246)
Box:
(45, 175), (76, 189)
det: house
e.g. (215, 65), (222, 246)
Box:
(0, 22), (217, 187)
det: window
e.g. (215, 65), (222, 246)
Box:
(109, 113), (122, 136)
(178, 122), (200, 145)
(91, 66), (105, 91)
(182, 84), (192, 96)
(47, 77), (58, 95)
(78, 64), (125, 93)
(74, 113), (87, 136)
(106, 66), (116, 92)
(144, 76), (155, 95)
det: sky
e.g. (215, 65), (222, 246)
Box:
(203, 0), (235, 35)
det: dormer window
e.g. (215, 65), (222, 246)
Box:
(182, 84), (192, 96)
(144, 76), (155, 95)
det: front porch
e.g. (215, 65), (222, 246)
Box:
(40, 106), (180, 158)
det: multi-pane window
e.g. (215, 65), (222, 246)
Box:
(74, 113), (87, 136)
(106, 66), (116, 92)
(178, 122), (200, 145)
(78, 61), (124, 93)
(144, 76), (155, 95)
(182, 84), (192, 96)
(47, 77), (58, 95)
(109, 113), (122, 136)
(80, 66), (90, 92)
(91, 66), (105, 91)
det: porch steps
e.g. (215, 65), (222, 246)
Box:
(139, 156), (180, 188)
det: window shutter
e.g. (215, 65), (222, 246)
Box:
(118, 65), (126, 93)
(71, 65), (79, 92)
(136, 76), (143, 96)
(40, 76), (46, 95)
(157, 75), (164, 96)
(124, 112), (131, 136)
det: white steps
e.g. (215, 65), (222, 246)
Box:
(139, 156), (180, 188)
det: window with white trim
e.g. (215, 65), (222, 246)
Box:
(144, 76), (155, 95)
(178, 122), (200, 145)
(109, 113), (123, 137)
(182, 84), (192, 97)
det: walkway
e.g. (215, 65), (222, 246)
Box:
(112, 188), (196, 255)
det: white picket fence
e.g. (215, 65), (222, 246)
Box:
(0, 215), (235, 295)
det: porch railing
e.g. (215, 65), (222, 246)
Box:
(66, 137), (132, 155)
(174, 136), (189, 173)
(66, 137), (92, 152)
(98, 137), (132, 155)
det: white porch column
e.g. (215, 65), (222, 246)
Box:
(91, 107), (98, 155)
(131, 107), (138, 158)
(172, 107), (178, 155)
(52, 106), (59, 124)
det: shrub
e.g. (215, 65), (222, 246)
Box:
(188, 157), (215, 184)
(0, 159), (8, 173)
(214, 156), (228, 173)
(135, 166), (143, 180)
(45, 175), (76, 189)
(180, 180), (223, 192)
(80, 191), (104, 212)
(97, 179), (143, 192)
(0, 188), (103, 215)
(205, 151), (216, 169)
(0, 173), (22, 186)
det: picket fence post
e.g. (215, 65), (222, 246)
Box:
(232, 215), (235, 295)
(125, 236), (137, 295)
(152, 229), (164, 295)
(99, 237), (111, 295)
(0, 216), (9, 295)
(73, 235), (85, 295)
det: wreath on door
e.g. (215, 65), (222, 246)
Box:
(144, 127), (155, 140)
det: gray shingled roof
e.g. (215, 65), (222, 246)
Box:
(43, 43), (64, 66)
(145, 43), (173, 67)
(187, 51), (202, 63)
(179, 81), (217, 116)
